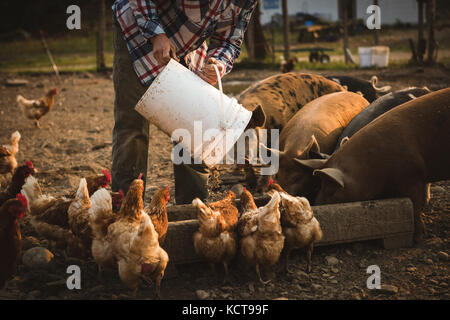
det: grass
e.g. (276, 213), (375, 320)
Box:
(0, 25), (449, 73)
(0, 32), (114, 73)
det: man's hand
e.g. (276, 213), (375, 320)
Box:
(198, 58), (225, 85)
(150, 33), (177, 65)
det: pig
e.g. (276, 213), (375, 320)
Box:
(326, 75), (391, 102)
(268, 91), (369, 201)
(335, 87), (432, 149)
(296, 88), (450, 243)
(239, 72), (345, 132)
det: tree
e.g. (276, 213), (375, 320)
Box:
(417, 0), (426, 64)
(244, 2), (269, 60)
(426, 0), (437, 64)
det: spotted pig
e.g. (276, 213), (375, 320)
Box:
(238, 72), (346, 132)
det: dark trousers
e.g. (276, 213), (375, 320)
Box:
(111, 21), (209, 203)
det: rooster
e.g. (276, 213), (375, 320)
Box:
(0, 131), (21, 174)
(91, 177), (168, 297)
(192, 191), (239, 282)
(268, 179), (322, 273)
(238, 189), (284, 284)
(0, 194), (28, 288)
(17, 88), (57, 128)
(0, 161), (36, 207)
(144, 186), (170, 244)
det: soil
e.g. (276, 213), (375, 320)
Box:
(0, 66), (448, 300)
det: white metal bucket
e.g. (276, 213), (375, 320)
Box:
(135, 59), (252, 167)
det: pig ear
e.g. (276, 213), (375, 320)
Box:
(304, 135), (328, 159)
(250, 104), (266, 128)
(293, 158), (327, 171)
(313, 168), (345, 189)
(312, 152), (331, 160)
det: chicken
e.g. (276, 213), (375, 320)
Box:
(238, 190), (284, 284)
(67, 169), (111, 198)
(17, 88), (58, 128)
(20, 175), (84, 256)
(0, 131), (21, 174)
(125, 213), (169, 297)
(0, 161), (36, 207)
(206, 190), (239, 231)
(267, 180), (322, 272)
(67, 178), (94, 253)
(144, 186), (170, 244)
(111, 189), (125, 213)
(280, 56), (297, 73)
(91, 178), (168, 297)
(90, 188), (117, 274)
(237, 188), (258, 236)
(192, 191), (239, 282)
(19, 168), (114, 257)
(0, 194), (28, 288)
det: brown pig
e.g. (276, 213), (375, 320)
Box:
(270, 91), (369, 200)
(297, 88), (450, 242)
(238, 72), (346, 132)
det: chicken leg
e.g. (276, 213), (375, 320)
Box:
(306, 242), (314, 273)
(256, 264), (270, 285)
(222, 262), (231, 285)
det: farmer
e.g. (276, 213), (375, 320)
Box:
(111, 0), (257, 204)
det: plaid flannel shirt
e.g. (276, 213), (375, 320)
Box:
(112, 0), (257, 86)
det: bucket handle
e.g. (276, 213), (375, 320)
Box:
(212, 63), (226, 126)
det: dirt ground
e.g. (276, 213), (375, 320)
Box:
(0, 65), (449, 300)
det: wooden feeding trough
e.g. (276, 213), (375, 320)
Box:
(162, 197), (415, 265)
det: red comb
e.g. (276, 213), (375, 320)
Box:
(118, 189), (124, 197)
(25, 160), (34, 169)
(138, 173), (143, 180)
(102, 169), (111, 184)
(53, 88), (58, 94)
(16, 194), (28, 208)
(243, 187), (246, 191)
(165, 185), (169, 191)
(267, 178), (274, 188)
